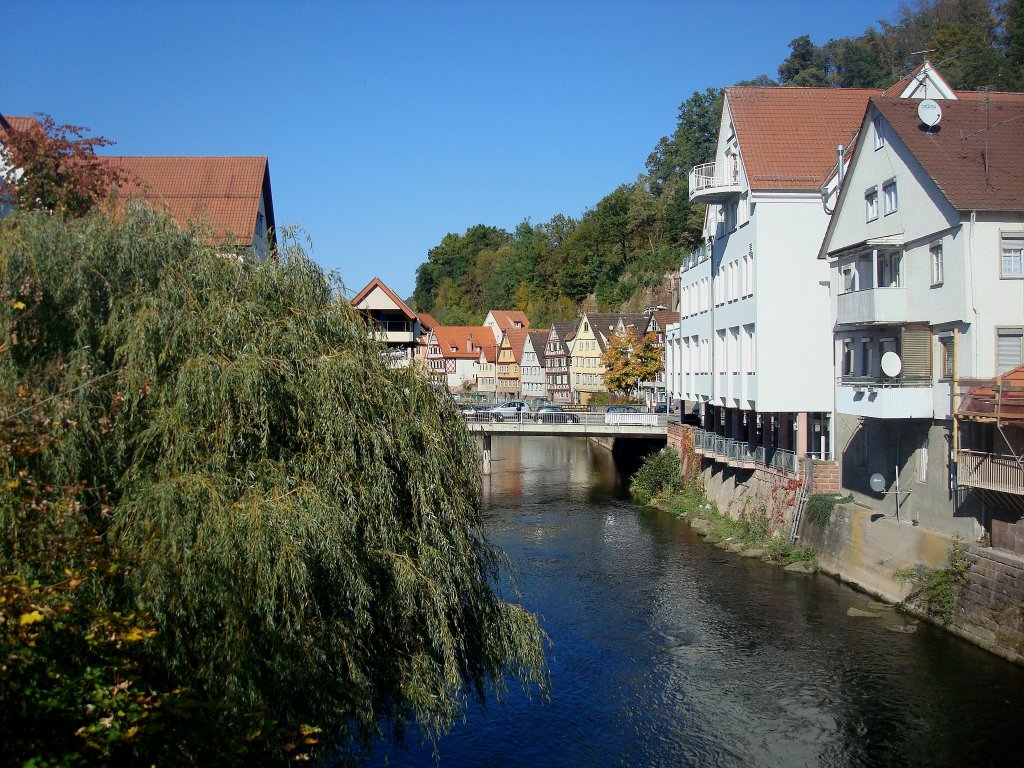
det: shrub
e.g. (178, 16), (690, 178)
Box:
(895, 536), (972, 624)
(630, 448), (682, 504)
(806, 493), (853, 529)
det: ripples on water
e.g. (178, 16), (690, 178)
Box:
(365, 437), (1024, 767)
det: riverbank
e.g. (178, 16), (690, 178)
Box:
(649, 441), (1024, 665)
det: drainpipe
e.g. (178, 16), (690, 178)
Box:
(968, 211), (979, 374)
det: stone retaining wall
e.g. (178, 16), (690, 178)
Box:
(955, 549), (1024, 663)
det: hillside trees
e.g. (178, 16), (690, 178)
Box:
(0, 207), (546, 764)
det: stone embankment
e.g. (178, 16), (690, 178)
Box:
(666, 422), (1024, 665)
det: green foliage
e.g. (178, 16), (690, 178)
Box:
(1, 207), (546, 764)
(806, 493), (854, 529)
(630, 448), (682, 504)
(602, 329), (662, 397)
(895, 536), (972, 624)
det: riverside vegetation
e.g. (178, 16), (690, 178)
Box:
(631, 449), (816, 568)
(0, 207), (546, 765)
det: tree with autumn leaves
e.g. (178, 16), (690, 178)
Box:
(0, 113), (124, 216)
(602, 328), (663, 399)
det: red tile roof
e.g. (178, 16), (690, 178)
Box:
(505, 328), (529, 363)
(105, 156), (274, 246)
(0, 115), (40, 133)
(350, 277), (416, 320)
(961, 364), (1024, 422)
(488, 310), (529, 331)
(727, 87), (880, 190)
(433, 326), (490, 359)
(418, 312), (440, 331)
(873, 95), (1024, 211)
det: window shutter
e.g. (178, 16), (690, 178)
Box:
(901, 325), (932, 379)
(997, 328), (1023, 374)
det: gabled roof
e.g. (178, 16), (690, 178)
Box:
(350, 277), (417, 320)
(727, 87), (880, 191)
(582, 313), (623, 352)
(486, 310), (529, 332)
(477, 344), (498, 363)
(504, 328), (529, 363)
(432, 326), (489, 359)
(105, 156), (275, 247)
(651, 310), (678, 332)
(617, 313), (651, 334)
(873, 95), (1024, 211)
(881, 61), (956, 100)
(418, 312), (440, 331)
(0, 114), (40, 133)
(960, 364), (1024, 422)
(527, 330), (549, 357)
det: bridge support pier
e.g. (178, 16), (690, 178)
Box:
(481, 434), (491, 475)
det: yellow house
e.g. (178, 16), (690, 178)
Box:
(496, 328), (527, 400)
(570, 313), (618, 404)
(475, 343), (499, 402)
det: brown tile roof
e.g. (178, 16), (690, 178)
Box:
(433, 326), (490, 359)
(105, 156), (274, 246)
(418, 312), (440, 331)
(727, 87), (880, 190)
(350, 277), (416, 320)
(488, 310), (529, 331)
(505, 328), (529, 363)
(873, 96), (1024, 211)
(0, 115), (40, 133)
(479, 344), (499, 363)
(652, 310), (679, 332)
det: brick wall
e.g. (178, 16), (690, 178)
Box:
(667, 422), (686, 452)
(811, 460), (841, 495)
(955, 548), (1024, 662)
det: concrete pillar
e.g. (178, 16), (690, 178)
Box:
(482, 434), (492, 475)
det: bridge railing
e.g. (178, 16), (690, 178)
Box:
(689, 428), (799, 475)
(461, 410), (668, 428)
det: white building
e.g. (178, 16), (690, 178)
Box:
(666, 85), (878, 470)
(819, 84), (1024, 539)
(521, 331), (549, 403)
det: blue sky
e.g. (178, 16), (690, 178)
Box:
(8, 1), (903, 300)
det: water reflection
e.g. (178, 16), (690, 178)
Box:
(367, 437), (1024, 767)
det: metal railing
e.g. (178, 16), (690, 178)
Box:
(838, 374), (932, 388)
(957, 449), (1024, 495)
(688, 162), (740, 195)
(688, 427), (798, 474)
(682, 245), (711, 272)
(461, 409), (667, 428)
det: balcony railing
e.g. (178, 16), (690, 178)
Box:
(836, 287), (910, 326)
(957, 449), (1024, 495)
(682, 245), (711, 272)
(836, 376), (934, 419)
(688, 427), (798, 475)
(688, 162), (743, 203)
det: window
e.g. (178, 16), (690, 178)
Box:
(877, 250), (901, 288)
(860, 338), (874, 377)
(883, 180), (898, 215)
(873, 116), (885, 149)
(842, 339), (855, 376)
(841, 264), (857, 293)
(938, 335), (954, 380)
(930, 242), (944, 286)
(1002, 232), (1024, 278)
(866, 187), (878, 221)
(738, 194), (749, 227)
(996, 327), (1024, 374)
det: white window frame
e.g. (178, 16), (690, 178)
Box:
(930, 241), (944, 286)
(882, 179), (898, 215)
(865, 187), (879, 222)
(1001, 232), (1024, 279)
(873, 115), (885, 150)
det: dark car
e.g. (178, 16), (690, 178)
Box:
(533, 405), (580, 424)
(606, 405), (640, 413)
(652, 404), (668, 414)
(680, 413), (702, 426)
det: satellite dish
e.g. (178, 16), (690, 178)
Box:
(869, 473), (886, 493)
(880, 351), (903, 378)
(918, 99), (942, 127)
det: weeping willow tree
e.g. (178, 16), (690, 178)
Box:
(0, 206), (545, 764)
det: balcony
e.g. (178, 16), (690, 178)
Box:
(836, 376), (933, 419)
(690, 428), (797, 474)
(372, 319), (418, 346)
(836, 287), (909, 326)
(688, 162), (743, 204)
(682, 245), (711, 273)
(957, 450), (1024, 495)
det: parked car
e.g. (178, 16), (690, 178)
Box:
(606, 405), (640, 413)
(460, 404), (490, 421)
(681, 413), (701, 426)
(485, 401), (533, 421)
(533, 405), (580, 424)
(652, 404), (667, 414)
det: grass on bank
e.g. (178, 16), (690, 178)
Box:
(631, 448), (817, 568)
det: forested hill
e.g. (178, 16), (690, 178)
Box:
(412, 0), (1024, 328)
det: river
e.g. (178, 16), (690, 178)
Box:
(367, 436), (1024, 767)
